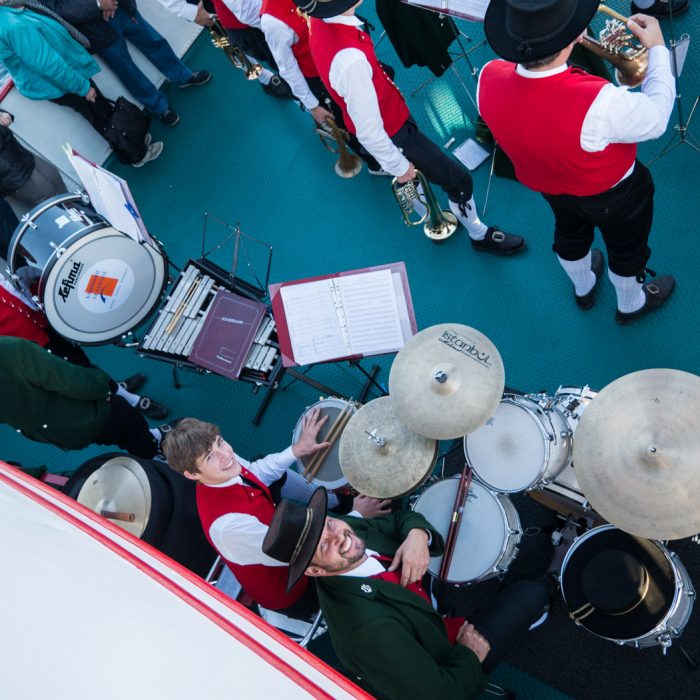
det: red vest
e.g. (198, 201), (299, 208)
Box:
(210, 0), (248, 29)
(309, 18), (409, 137)
(479, 60), (636, 196)
(0, 286), (49, 346)
(261, 0), (318, 77)
(196, 467), (308, 610)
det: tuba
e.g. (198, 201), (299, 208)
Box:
(579, 4), (648, 88)
(315, 117), (363, 178)
(208, 17), (262, 80)
(392, 171), (458, 242)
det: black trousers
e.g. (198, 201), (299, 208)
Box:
(51, 82), (112, 140)
(94, 394), (159, 459)
(306, 76), (381, 171)
(543, 161), (655, 278)
(224, 27), (278, 71)
(391, 118), (473, 203)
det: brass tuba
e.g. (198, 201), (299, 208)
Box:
(392, 170), (458, 242)
(315, 117), (363, 178)
(579, 4), (648, 88)
(208, 17), (262, 80)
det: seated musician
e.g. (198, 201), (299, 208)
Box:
(263, 489), (551, 700)
(162, 415), (389, 619)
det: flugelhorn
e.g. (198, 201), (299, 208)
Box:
(208, 17), (262, 80)
(579, 4), (648, 87)
(392, 170), (458, 242)
(315, 117), (362, 178)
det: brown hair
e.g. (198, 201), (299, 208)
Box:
(161, 418), (220, 475)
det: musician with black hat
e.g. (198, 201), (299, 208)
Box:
(293, 0), (525, 255)
(478, 0), (676, 323)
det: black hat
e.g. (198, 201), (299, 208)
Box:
(484, 0), (598, 63)
(293, 0), (359, 19)
(262, 487), (328, 593)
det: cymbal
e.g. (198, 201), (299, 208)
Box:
(77, 456), (152, 537)
(389, 324), (505, 439)
(573, 368), (700, 540)
(339, 396), (438, 499)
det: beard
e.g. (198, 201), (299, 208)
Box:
(318, 533), (367, 573)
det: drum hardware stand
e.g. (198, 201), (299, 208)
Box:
(347, 359), (387, 400)
(546, 515), (581, 578)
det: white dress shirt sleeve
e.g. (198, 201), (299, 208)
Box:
(243, 446), (296, 485)
(209, 511), (286, 566)
(155, 0), (199, 22)
(260, 14), (319, 110)
(330, 47), (409, 176)
(221, 0), (262, 28)
(581, 45), (675, 152)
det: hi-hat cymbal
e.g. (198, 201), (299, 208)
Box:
(339, 396), (438, 499)
(389, 324), (505, 439)
(77, 456), (152, 537)
(573, 368), (700, 540)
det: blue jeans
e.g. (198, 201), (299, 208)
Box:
(100, 8), (192, 115)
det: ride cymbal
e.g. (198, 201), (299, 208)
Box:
(389, 324), (505, 439)
(572, 368), (700, 540)
(339, 397), (438, 499)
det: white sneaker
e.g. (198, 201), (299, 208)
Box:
(528, 608), (549, 631)
(144, 133), (152, 147)
(133, 141), (163, 168)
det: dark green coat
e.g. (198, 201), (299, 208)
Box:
(0, 336), (112, 449)
(317, 510), (488, 700)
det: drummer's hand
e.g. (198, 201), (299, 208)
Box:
(388, 528), (430, 587)
(456, 621), (490, 663)
(292, 407), (330, 458)
(352, 495), (392, 518)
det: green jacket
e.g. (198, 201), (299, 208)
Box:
(0, 336), (112, 449)
(317, 510), (488, 700)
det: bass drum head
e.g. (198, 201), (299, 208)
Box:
(42, 228), (167, 344)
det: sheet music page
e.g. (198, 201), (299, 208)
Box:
(280, 280), (349, 365)
(67, 153), (106, 213)
(403, 0), (489, 21)
(391, 270), (414, 342)
(337, 269), (405, 355)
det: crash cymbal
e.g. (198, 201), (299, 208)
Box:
(339, 396), (438, 499)
(77, 456), (152, 537)
(389, 324), (505, 439)
(573, 369), (700, 540)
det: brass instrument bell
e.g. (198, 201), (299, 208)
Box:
(315, 117), (363, 178)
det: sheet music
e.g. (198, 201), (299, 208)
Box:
(403, 0), (489, 21)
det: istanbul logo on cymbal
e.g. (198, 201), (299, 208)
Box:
(438, 329), (491, 368)
(58, 260), (84, 302)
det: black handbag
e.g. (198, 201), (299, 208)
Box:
(105, 97), (151, 165)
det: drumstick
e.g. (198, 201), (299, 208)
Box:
(599, 4), (629, 22)
(166, 276), (201, 335)
(303, 403), (353, 480)
(439, 464), (473, 581)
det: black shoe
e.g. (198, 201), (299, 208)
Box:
(160, 108), (180, 127)
(137, 397), (169, 420)
(118, 373), (146, 394)
(180, 70), (212, 88)
(615, 275), (675, 324)
(574, 249), (605, 310)
(630, 0), (689, 17)
(261, 75), (294, 99)
(470, 227), (526, 256)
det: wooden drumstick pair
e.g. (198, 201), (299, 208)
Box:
(303, 403), (354, 481)
(438, 463), (473, 581)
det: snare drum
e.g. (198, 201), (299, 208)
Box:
(8, 194), (168, 344)
(553, 385), (598, 435)
(561, 525), (695, 650)
(463, 393), (572, 493)
(412, 478), (522, 584)
(293, 398), (358, 489)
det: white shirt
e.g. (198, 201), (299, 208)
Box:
(339, 548), (384, 577)
(222, 0), (262, 29)
(325, 15), (409, 176)
(206, 447), (296, 568)
(155, 0), (199, 23)
(260, 13), (319, 110)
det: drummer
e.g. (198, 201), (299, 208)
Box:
(161, 414), (390, 619)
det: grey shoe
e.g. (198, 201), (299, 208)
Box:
(133, 141), (163, 168)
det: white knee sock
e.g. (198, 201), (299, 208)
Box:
(608, 269), (646, 312)
(150, 428), (162, 444)
(115, 384), (140, 407)
(448, 197), (488, 240)
(558, 252), (596, 296)
(632, 0), (655, 8)
(258, 67), (274, 85)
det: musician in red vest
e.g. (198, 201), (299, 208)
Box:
(260, 0), (385, 173)
(162, 415), (390, 618)
(293, 0), (524, 255)
(478, 0), (675, 323)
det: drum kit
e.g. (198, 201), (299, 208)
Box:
(294, 323), (699, 654)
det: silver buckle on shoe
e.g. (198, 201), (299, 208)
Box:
(491, 230), (506, 243)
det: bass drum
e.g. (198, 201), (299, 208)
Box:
(8, 193), (167, 344)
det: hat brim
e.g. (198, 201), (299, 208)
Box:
(561, 529), (676, 640)
(286, 487), (328, 592)
(484, 0), (599, 63)
(293, 0), (359, 19)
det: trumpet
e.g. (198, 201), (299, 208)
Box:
(315, 117), (362, 178)
(579, 4), (648, 87)
(208, 17), (262, 80)
(392, 170), (458, 242)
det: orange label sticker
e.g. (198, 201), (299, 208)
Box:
(85, 275), (118, 297)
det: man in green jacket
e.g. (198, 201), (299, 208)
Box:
(263, 489), (550, 700)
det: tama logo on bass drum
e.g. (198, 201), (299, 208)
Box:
(439, 329), (492, 368)
(58, 260), (84, 302)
